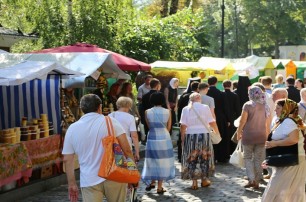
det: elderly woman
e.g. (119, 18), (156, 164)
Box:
(141, 92), (175, 194)
(262, 99), (306, 201)
(109, 96), (140, 161)
(237, 86), (270, 189)
(180, 92), (220, 190)
(298, 88), (306, 121)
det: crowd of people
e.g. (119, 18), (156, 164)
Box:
(61, 73), (306, 202)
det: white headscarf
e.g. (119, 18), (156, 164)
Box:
(169, 78), (179, 89)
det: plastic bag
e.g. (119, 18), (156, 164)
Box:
(229, 140), (244, 168)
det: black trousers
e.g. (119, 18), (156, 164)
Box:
(177, 132), (182, 162)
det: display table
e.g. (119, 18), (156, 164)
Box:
(0, 135), (62, 189)
(0, 143), (32, 187)
(22, 135), (62, 171)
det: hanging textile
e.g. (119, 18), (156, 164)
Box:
(0, 75), (61, 133)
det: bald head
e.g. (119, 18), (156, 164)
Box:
(272, 88), (288, 102)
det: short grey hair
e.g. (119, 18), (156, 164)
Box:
(116, 96), (133, 109)
(80, 94), (102, 114)
(189, 92), (201, 102)
(272, 88), (288, 102)
(300, 88), (306, 97)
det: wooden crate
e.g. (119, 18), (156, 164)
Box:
(41, 165), (53, 178)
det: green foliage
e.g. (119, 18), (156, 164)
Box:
(118, 8), (209, 62)
(1, 0), (306, 63)
(202, 0), (306, 58)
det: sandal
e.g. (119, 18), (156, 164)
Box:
(157, 187), (167, 194)
(201, 179), (211, 187)
(244, 181), (255, 188)
(145, 182), (156, 191)
(253, 182), (259, 190)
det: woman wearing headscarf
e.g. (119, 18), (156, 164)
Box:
(164, 78), (179, 128)
(237, 86), (270, 189)
(262, 99), (306, 202)
(180, 92), (220, 190)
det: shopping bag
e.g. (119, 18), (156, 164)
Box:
(210, 130), (222, 144)
(98, 116), (140, 184)
(229, 140), (244, 168)
(265, 130), (298, 167)
(138, 123), (146, 141)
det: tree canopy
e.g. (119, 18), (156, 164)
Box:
(0, 0), (305, 60)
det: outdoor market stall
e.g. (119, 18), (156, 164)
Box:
(198, 57), (235, 82)
(294, 61), (306, 80)
(33, 42), (151, 72)
(150, 61), (203, 87)
(0, 59), (83, 191)
(272, 59), (296, 79)
(0, 52), (131, 117)
(229, 55), (275, 82)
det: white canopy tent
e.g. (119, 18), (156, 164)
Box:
(230, 58), (259, 79)
(198, 57), (231, 71)
(0, 57), (85, 133)
(0, 52), (131, 88)
(150, 61), (203, 71)
(0, 60), (84, 86)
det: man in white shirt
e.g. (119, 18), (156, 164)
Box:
(62, 94), (134, 202)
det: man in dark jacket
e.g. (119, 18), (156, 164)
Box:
(286, 77), (300, 103)
(223, 80), (241, 154)
(207, 76), (230, 163)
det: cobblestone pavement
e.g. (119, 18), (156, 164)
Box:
(21, 148), (266, 202)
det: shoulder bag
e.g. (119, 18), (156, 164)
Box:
(265, 118), (299, 167)
(191, 106), (222, 144)
(98, 116), (140, 183)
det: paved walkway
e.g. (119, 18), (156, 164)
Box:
(21, 148), (266, 202)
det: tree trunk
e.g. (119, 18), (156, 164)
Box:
(160, 0), (169, 17)
(275, 41), (280, 59)
(185, 0), (191, 7)
(169, 0), (179, 15)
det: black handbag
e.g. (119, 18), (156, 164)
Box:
(265, 119), (299, 167)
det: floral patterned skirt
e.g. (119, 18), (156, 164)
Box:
(181, 133), (215, 180)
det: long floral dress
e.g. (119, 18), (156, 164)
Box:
(181, 133), (215, 180)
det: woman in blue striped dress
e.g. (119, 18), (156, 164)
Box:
(141, 92), (175, 194)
